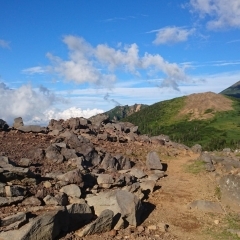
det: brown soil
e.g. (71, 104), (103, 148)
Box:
(178, 92), (233, 120)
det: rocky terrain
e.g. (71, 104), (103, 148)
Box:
(0, 115), (240, 239)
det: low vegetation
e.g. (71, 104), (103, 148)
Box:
(123, 95), (240, 151)
(184, 160), (205, 174)
(206, 213), (240, 240)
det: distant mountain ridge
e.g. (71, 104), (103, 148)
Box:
(220, 81), (240, 98)
(103, 104), (148, 121)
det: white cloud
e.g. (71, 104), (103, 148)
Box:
(0, 82), (104, 126)
(36, 35), (190, 90)
(152, 26), (195, 45)
(0, 83), (65, 125)
(46, 36), (116, 87)
(0, 39), (10, 49)
(45, 107), (104, 121)
(190, 0), (240, 29)
(22, 66), (46, 74)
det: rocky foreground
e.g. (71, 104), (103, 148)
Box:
(0, 116), (240, 239)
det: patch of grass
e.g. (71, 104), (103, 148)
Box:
(215, 186), (221, 200)
(184, 160), (205, 174)
(225, 213), (240, 229)
(205, 213), (240, 240)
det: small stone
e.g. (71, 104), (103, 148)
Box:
(43, 181), (52, 188)
(109, 229), (117, 237)
(214, 220), (220, 225)
(148, 225), (157, 230)
(157, 222), (168, 232)
(137, 226), (145, 233)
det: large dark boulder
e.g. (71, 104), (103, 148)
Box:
(0, 119), (9, 131)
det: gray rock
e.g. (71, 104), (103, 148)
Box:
(53, 142), (67, 148)
(89, 114), (109, 127)
(116, 190), (142, 227)
(0, 183), (6, 196)
(101, 154), (119, 170)
(148, 173), (162, 181)
(130, 126), (138, 133)
(221, 158), (240, 169)
(188, 200), (224, 213)
(219, 174), (240, 210)
(43, 195), (59, 206)
(67, 203), (93, 231)
(199, 152), (212, 163)
(97, 133), (108, 141)
(0, 119), (9, 130)
(57, 169), (83, 186)
(76, 209), (113, 237)
(146, 151), (163, 170)
(13, 117), (24, 129)
(60, 184), (81, 198)
(18, 158), (31, 167)
(67, 157), (85, 170)
(3, 218), (27, 231)
(48, 129), (60, 136)
(140, 180), (156, 193)
(48, 119), (63, 131)
(97, 174), (114, 188)
(18, 125), (47, 133)
(0, 155), (11, 167)
(22, 196), (41, 206)
(1, 212), (26, 227)
(123, 182), (140, 193)
(115, 155), (132, 170)
(43, 193), (68, 206)
(0, 208), (67, 240)
(0, 196), (24, 207)
(45, 145), (64, 163)
(130, 168), (146, 179)
(61, 148), (78, 160)
(223, 148), (231, 153)
(5, 185), (26, 197)
(85, 192), (142, 227)
(54, 192), (68, 206)
(191, 144), (202, 153)
(79, 117), (89, 127)
(205, 162), (215, 172)
(0, 166), (33, 182)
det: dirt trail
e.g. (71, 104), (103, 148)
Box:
(146, 152), (222, 240)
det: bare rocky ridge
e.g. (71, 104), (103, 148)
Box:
(178, 92), (233, 120)
(0, 116), (240, 239)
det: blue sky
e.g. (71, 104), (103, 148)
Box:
(1, 0), (240, 124)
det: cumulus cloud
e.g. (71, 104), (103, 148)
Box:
(45, 107), (104, 120)
(0, 83), (63, 125)
(152, 26), (195, 45)
(0, 82), (104, 126)
(40, 35), (190, 90)
(190, 0), (240, 29)
(0, 39), (10, 49)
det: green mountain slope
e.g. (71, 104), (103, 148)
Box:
(104, 104), (148, 121)
(123, 93), (240, 151)
(220, 81), (240, 98)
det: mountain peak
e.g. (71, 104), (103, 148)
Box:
(220, 80), (240, 98)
